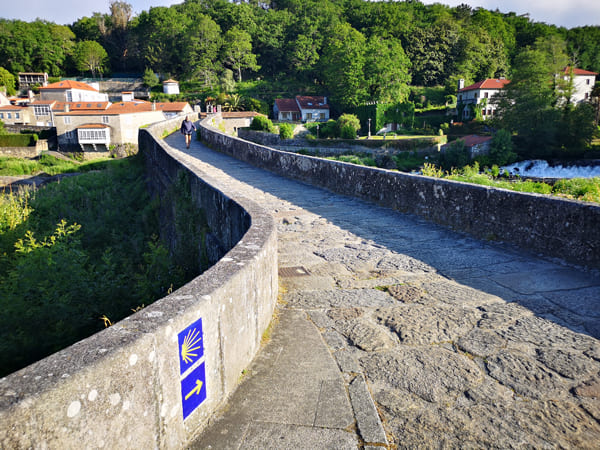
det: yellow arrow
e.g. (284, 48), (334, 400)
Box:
(185, 379), (204, 401)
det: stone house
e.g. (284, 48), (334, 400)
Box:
(442, 134), (493, 158)
(53, 99), (192, 153)
(0, 105), (32, 125)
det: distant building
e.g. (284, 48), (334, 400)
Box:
(53, 99), (192, 153)
(273, 98), (301, 122)
(0, 105), (31, 125)
(441, 135), (493, 158)
(457, 67), (598, 121)
(39, 80), (108, 103)
(457, 78), (510, 121)
(273, 96), (329, 122)
(18, 72), (48, 92)
(561, 67), (597, 104)
(163, 79), (180, 95)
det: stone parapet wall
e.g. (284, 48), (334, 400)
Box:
(201, 114), (600, 268)
(0, 114), (278, 448)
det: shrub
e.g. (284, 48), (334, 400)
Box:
(337, 114), (360, 139)
(0, 134), (36, 147)
(340, 124), (357, 139)
(250, 115), (275, 133)
(279, 122), (294, 140)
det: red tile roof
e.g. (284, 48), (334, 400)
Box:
(40, 80), (99, 92)
(53, 100), (190, 115)
(563, 67), (598, 76)
(295, 96), (329, 110)
(275, 98), (300, 112)
(0, 105), (27, 111)
(459, 79), (510, 92)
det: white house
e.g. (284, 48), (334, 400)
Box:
(457, 78), (510, 121)
(561, 67), (597, 104)
(38, 80), (108, 103)
(273, 95), (329, 122)
(163, 79), (180, 95)
(273, 98), (301, 122)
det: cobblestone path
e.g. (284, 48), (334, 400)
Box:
(168, 135), (600, 449)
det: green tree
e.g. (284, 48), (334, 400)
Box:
(0, 67), (16, 96)
(494, 41), (565, 157)
(142, 67), (159, 88)
(364, 36), (411, 103)
(488, 129), (516, 166)
(320, 23), (368, 109)
(73, 40), (109, 77)
(221, 26), (260, 82)
(184, 14), (222, 85)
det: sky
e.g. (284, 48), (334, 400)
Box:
(0, 0), (599, 29)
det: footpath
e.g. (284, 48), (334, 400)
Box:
(165, 134), (600, 449)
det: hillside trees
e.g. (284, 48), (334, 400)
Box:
(73, 41), (109, 77)
(0, 20), (75, 75)
(0, 67), (16, 96)
(320, 23), (368, 109)
(221, 27), (260, 82)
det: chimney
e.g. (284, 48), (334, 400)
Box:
(458, 79), (465, 90)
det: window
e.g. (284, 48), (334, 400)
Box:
(587, 79), (591, 85)
(306, 113), (312, 120)
(0, 113), (3, 119)
(64, 116), (71, 124)
(66, 91), (72, 102)
(484, 92), (489, 98)
(320, 113), (326, 120)
(15, 112), (20, 119)
(34, 105), (50, 116)
(7, 113), (11, 119)
(65, 130), (75, 140)
(585, 92), (589, 99)
(102, 116), (109, 124)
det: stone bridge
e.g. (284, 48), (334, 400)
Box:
(186, 117), (600, 448)
(1, 113), (599, 448)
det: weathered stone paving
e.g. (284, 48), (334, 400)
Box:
(170, 134), (600, 449)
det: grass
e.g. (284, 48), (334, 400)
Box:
(0, 153), (113, 176)
(424, 162), (600, 203)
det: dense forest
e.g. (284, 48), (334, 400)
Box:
(1, 0), (599, 158)
(1, 0), (599, 106)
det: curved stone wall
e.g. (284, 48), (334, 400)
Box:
(0, 114), (278, 448)
(201, 113), (600, 268)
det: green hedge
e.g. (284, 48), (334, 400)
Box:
(0, 134), (37, 147)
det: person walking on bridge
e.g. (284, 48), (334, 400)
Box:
(181, 116), (196, 149)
